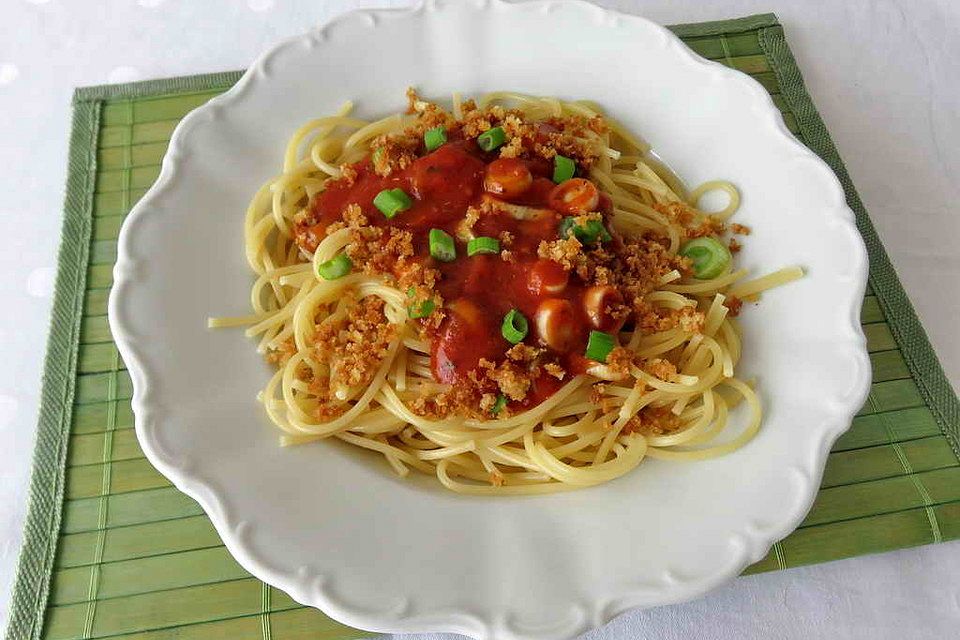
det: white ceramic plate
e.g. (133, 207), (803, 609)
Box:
(109, 1), (871, 638)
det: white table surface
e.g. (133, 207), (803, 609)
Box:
(1, 1), (958, 638)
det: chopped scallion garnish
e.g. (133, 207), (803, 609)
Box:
(491, 394), (508, 415)
(373, 188), (413, 219)
(424, 126), (447, 151)
(406, 287), (436, 319)
(559, 216), (611, 244)
(316, 253), (352, 280)
(585, 330), (616, 362)
(467, 236), (500, 256)
(501, 309), (529, 344)
(678, 237), (732, 279)
(552, 155), (576, 183)
(428, 228), (457, 262)
(477, 126), (506, 152)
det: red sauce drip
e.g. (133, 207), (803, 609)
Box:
(308, 142), (601, 394)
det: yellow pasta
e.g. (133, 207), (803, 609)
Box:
(211, 91), (801, 494)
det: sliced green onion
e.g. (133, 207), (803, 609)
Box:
(406, 286), (436, 318)
(373, 188), (413, 219)
(428, 228), (457, 262)
(477, 126), (506, 152)
(424, 126), (447, 151)
(559, 216), (611, 244)
(316, 253), (352, 280)
(501, 309), (528, 344)
(585, 330), (616, 362)
(491, 394), (508, 415)
(552, 155), (576, 183)
(678, 236), (732, 279)
(467, 236), (500, 256)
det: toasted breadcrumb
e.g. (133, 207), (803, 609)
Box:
(644, 358), (678, 381)
(339, 163), (358, 186)
(537, 236), (585, 272)
(479, 393), (498, 412)
(289, 91), (756, 420)
(623, 406), (682, 436)
(605, 348), (634, 377)
(544, 362), (566, 380)
(725, 295), (744, 318)
(456, 206), (481, 241)
(506, 343), (543, 362)
(312, 296), (397, 393)
(589, 383), (607, 406)
(480, 358), (532, 401)
(265, 338), (297, 366)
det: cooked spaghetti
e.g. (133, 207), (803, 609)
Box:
(210, 90), (802, 495)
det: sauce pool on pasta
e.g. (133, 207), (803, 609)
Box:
(210, 90), (803, 494)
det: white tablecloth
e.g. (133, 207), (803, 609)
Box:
(1, 1), (958, 638)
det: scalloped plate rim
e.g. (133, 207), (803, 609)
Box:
(109, 2), (872, 638)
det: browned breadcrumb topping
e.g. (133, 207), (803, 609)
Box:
(285, 91), (757, 421)
(654, 202), (726, 239)
(480, 358), (532, 401)
(644, 358), (678, 381)
(686, 215), (726, 239)
(535, 220), (699, 345)
(544, 362), (566, 380)
(589, 383), (607, 407)
(728, 237), (742, 254)
(324, 203), (446, 335)
(605, 347), (634, 377)
(479, 393), (498, 412)
(292, 208), (323, 254)
(381, 89), (607, 176)
(346, 225), (415, 275)
(265, 338), (297, 366)
(588, 382), (616, 415)
(506, 343), (543, 362)
(312, 296), (397, 390)
(456, 205), (481, 240)
(410, 384), (489, 420)
(633, 301), (706, 335)
(339, 163), (358, 186)
(306, 375), (347, 420)
(725, 295), (744, 318)
(370, 133), (419, 177)
(411, 345), (561, 419)
(623, 406), (683, 436)
(537, 236), (585, 272)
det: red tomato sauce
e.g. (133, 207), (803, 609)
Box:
(308, 141), (610, 397)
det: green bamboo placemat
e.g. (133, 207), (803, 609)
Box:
(6, 12), (960, 640)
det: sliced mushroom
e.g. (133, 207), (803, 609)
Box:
(583, 285), (625, 332)
(482, 194), (553, 221)
(535, 299), (577, 351)
(547, 178), (600, 214)
(484, 158), (533, 199)
(528, 259), (569, 295)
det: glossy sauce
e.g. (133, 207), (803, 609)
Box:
(308, 141), (609, 402)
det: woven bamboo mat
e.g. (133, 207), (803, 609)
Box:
(6, 12), (959, 640)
